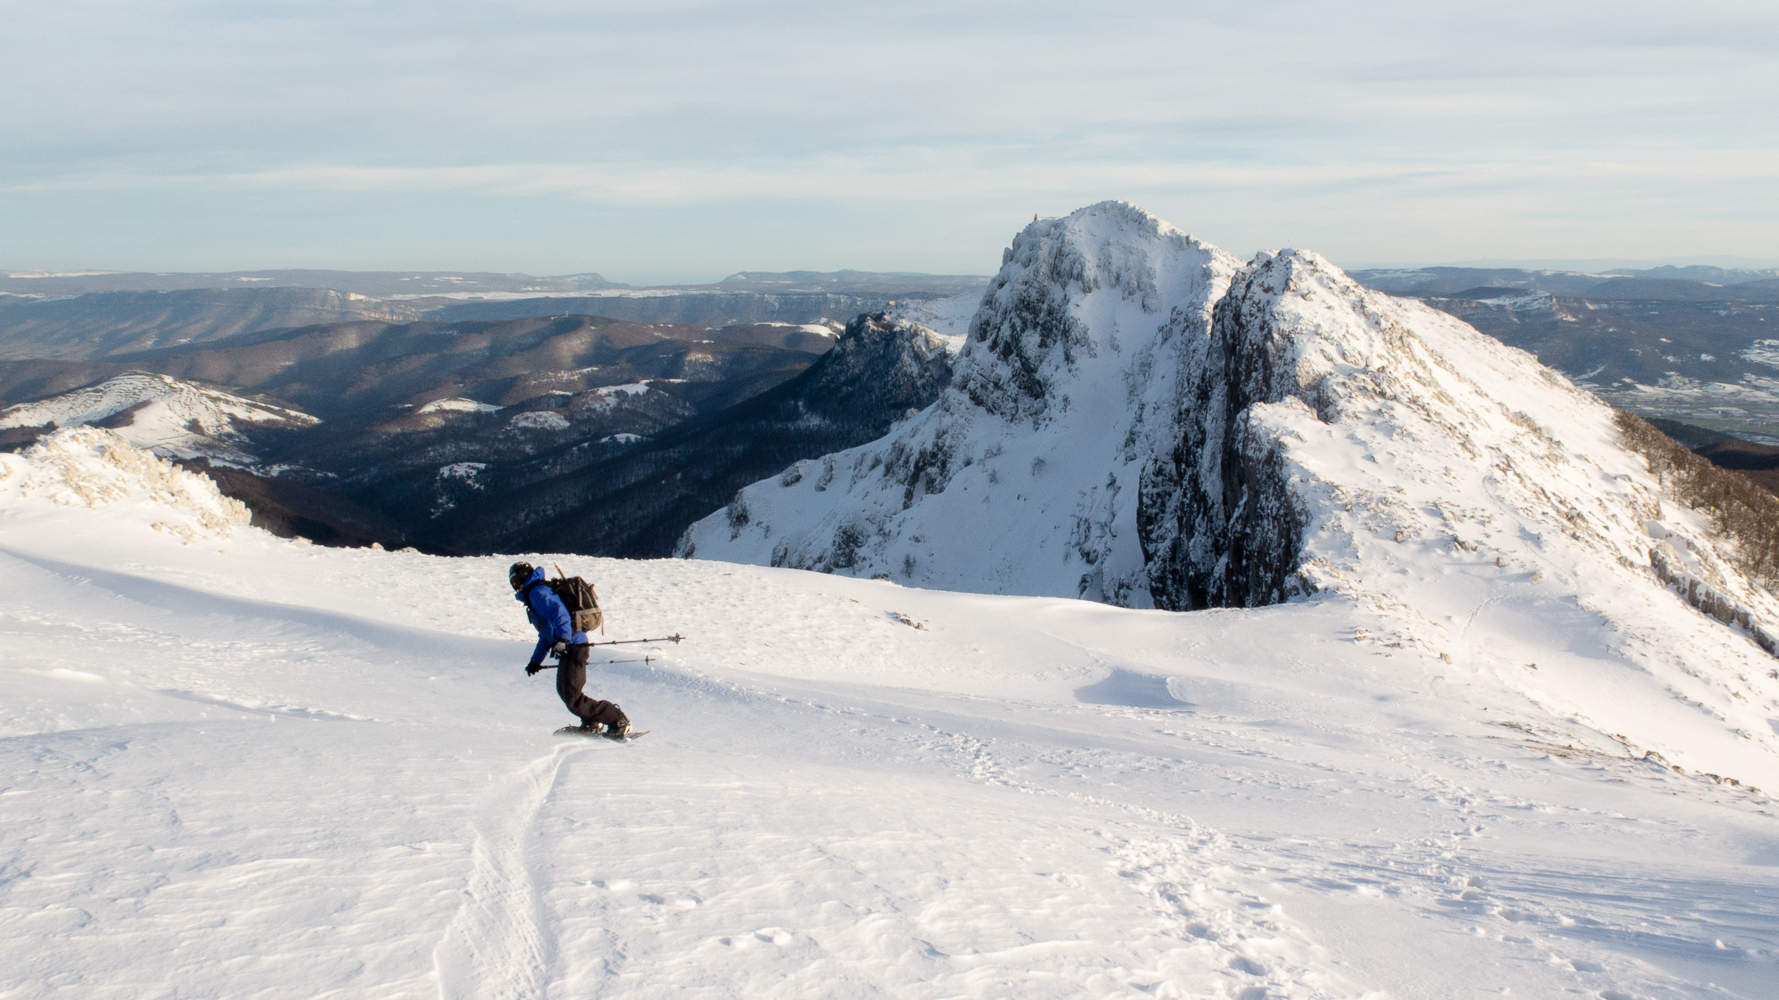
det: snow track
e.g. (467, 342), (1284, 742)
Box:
(434, 745), (574, 1000)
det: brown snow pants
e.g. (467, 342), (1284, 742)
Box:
(556, 643), (626, 727)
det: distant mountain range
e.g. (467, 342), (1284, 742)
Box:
(1350, 264), (1779, 297)
(0, 269), (626, 297)
(424, 312), (955, 558)
(0, 287), (425, 361)
(0, 310), (954, 556)
(1369, 256), (1779, 272)
(0, 267), (985, 299)
(0, 269), (990, 363)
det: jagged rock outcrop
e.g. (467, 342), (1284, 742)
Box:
(792, 312), (953, 422)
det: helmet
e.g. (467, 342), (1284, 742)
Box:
(508, 562), (534, 590)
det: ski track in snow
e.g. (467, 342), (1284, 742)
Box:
(433, 745), (571, 1000)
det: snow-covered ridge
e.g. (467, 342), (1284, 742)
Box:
(0, 372), (318, 463)
(0, 426), (251, 542)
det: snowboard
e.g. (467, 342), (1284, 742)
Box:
(554, 725), (648, 742)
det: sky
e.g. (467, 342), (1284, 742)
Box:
(2, 1), (1776, 283)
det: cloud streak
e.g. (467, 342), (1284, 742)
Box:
(12, 148), (1777, 205)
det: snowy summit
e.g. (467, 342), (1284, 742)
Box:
(3, 203), (1778, 998)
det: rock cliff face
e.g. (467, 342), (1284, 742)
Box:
(1139, 248), (1507, 610)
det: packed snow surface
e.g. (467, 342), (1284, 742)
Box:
(0, 372), (318, 462)
(2, 430), (1777, 998)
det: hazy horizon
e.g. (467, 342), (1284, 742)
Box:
(8, 252), (1779, 291)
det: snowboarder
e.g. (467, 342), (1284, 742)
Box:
(509, 561), (632, 739)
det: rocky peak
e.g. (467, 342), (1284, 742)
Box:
(800, 312), (952, 417)
(959, 201), (1239, 423)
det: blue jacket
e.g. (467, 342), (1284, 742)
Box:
(517, 566), (588, 665)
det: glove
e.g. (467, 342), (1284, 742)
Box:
(526, 662), (543, 676)
(549, 639), (568, 658)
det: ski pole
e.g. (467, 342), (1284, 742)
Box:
(531, 655), (657, 670)
(586, 634), (684, 647)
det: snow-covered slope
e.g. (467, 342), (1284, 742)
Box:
(0, 371), (318, 462)
(2, 430), (1777, 998)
